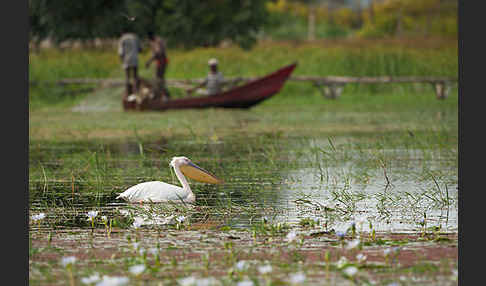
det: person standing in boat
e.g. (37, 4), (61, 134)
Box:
(118, 30), (142, 95)
(145, 31), (170, 101)
(187, 58), (225, 96)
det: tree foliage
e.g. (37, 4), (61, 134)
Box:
(264, 0), (457, 39)
(358, 0), (458, 38)
(29, 0), (269, 50)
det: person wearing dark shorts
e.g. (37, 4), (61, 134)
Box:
(118, 32), (142, 94)
(146, 31), (170, 100)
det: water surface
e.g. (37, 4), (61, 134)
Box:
(29, 134), (458, 233)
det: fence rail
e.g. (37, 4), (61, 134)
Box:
(29, 75), (458, 100)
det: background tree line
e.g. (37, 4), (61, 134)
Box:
(266, 0), (457, 40)
(29, 0), (457, 50)
(29, 0), (268, 50)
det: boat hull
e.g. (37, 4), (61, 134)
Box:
(123, 63), (297, 111)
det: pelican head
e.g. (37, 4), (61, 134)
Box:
(170, 156), (223, 184)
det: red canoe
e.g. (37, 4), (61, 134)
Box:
(123, 62), (297, 111)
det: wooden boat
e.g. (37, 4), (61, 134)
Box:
(123, 62), (297, 111)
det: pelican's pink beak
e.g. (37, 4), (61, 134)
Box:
(179, 161), (223, 184)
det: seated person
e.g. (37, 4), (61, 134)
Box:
(187, 58), (224, 96)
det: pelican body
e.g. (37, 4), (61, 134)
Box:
(116, 156), (222, 203)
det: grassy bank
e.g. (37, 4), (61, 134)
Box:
(29, 38), (458, 109)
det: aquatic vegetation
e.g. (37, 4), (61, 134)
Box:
(28, 47), (457, 284)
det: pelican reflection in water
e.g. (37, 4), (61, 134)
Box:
(116, 156), (223, 204)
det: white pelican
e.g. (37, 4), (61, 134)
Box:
(116, 156), (222, 203)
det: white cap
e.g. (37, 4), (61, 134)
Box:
(208, 58), (218, 66)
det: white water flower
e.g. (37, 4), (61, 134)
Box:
(31, 213), (46, 222)
(176, 215), (186, 223)
(132, 217), (145, 229)
(119, 209), (130, 217)
(450, 269), (458, 281)
(286, 230), (297, 243)
(95, 275), (129, 286)
(129, 264), (145, 276)
(258, 264), (273, 274)
(81, 273), (101, 284)
(356, 217), (366, 229)
(336, 230), (346, 239)
(236, 280), (254, 286)
(356, 253), (367, 263)
(60, 256), (77, 267)
(345, 239), (361, 250)
(392, 246), (401, 254)
(235, 260), (248, 271)
(195, 277), (217, 286)
(337, 256), (349, 269)
(87, 211), (99, 221)
(343, 266), (358, 277)
(178, 276), (197, 286)
(289, 272), (306, 284)
(383, 248), (392, 256)
(148, 248), (159, 256)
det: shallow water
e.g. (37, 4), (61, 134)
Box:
(29, 135), (458, 233)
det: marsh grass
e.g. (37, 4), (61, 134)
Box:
(29, 39), (457, 108)
(29, 124), (457, 234)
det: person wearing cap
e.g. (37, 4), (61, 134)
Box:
(187, 58), (225, 96)
(145, 31), (170, 100)
(118, 30), (142, 94)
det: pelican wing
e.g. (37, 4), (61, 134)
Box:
(179, 162), (223, 184)
(116, 181), (190, 203)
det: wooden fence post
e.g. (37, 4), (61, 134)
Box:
(433, 81), (451, 100)
(314, 82), (345, 99)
